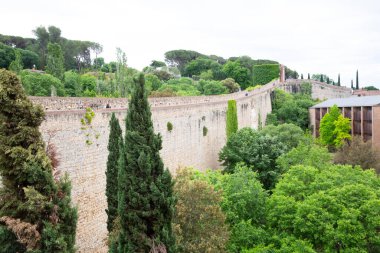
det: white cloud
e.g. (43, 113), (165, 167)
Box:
(2, 0), (380, 87)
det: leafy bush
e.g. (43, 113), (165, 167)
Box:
(267, 164), (380, 252)
(223, 60), (252, 89)
(334, 136), (380, 174)
(204, 80), (228, 95)
(0, 43), (38, 69)
(219, 128), (287, 190)
(203, 126), (208, 136)
(79, 74), (97, 96)
(173, 168), (229, 253)
(184, 58), (224, 79)
(0, 42), (15, 68)
(221, 78), (240, 93)
(261, 123), (307, 152)
(64, 71), (81, 96)
(149, 89), (177, 97)
(244, 236), (316, 253)
(246, 85), (263, 91)
(276, 142), (332, 172)
(20, 70), (65, 96)
(267, 89), (316, 130)
(320, 105), (351, 148)
(226, 100), (238, 139)
(157, 79), (201, 96)
(144, 73), (162, 91)
(167, 122), (173, 132)
(205, 165), (269, 252)
(252, 64), (280, 86)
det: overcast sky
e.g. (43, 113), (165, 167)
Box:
(2, 0), (380, 87)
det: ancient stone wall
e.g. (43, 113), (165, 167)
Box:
(29, 79), (350, 252)
(278, 79), (352, 99)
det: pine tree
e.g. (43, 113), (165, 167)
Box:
(116, 74), (175, 252)
(337, 74), (341, 86)
(307, 73), (310, 79)
(106, 113), (122, 233)
(356, 70), (359, 90)
(226, 100), (238, 139)
(0, 69), (77, 252)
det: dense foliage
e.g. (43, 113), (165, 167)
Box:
(226, 100), (238, 139)
(0, 69), (77, 252)
(252, 64), (280, 86)
(2, 27), (305, 99)
(219, 127), (286, 190)
(115, 74), (175, 252)
(211, 165), (268, 253)
(173, 168), (229, 253)
(46, 43), (65, 80)
(320, 105), (351, 148)
(20, 70), (65, 96)
(105, 113), (122, 233)
(1, 26), (100, 71)
(267, 164), (380, 253)
(0, 42), (39, 69)
(266, 88), (316, 130)
(277, 142), (332, 171)
(260, 123), (307, 152)
(334, 136), (380, 174)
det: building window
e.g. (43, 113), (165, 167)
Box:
(363, 106), (372, 141)
(353, 107), (362, 135)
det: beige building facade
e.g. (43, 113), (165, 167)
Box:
(310, 96), (380, 149)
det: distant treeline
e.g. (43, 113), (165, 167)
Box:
(0, 26), (101, 72)
(1, 26), (302, 98)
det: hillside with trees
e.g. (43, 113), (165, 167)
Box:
(0, 27), (314, 98)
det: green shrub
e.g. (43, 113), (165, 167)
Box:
(202, 80), (228, 95)
(167, 122), (173, 132)
(173, 168), (229, 253)
(79, 74), (97, 95)
(226, 100), (238, 139)
(246, 85), (263, 91)
(267, 164), (380, 252)
(20, 70), (65, 96)
(203, 126), (208, 136)
(252, 64), (280, 86)
(219, 128), (287, 190)
(0, 43), (38, 69)
(320, 105), (351, 148)
(260, 123), (308, 152)
(64, 71), (81, 96)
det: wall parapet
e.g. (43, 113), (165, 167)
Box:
(29, 80), (280, 112)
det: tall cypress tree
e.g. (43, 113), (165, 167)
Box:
(106, 113), (122, 233)
(301, 74), (303, 79)
(320, 75), (323, 82)
(356, 70), (359, 90)
(307, 73), (310, 79)
(116, 74), (175, 252)
(46, 43), (65, 80)
(337, 74), (341, 86)
(0, 69), (77, 252)
(226, 100), (238, 139)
